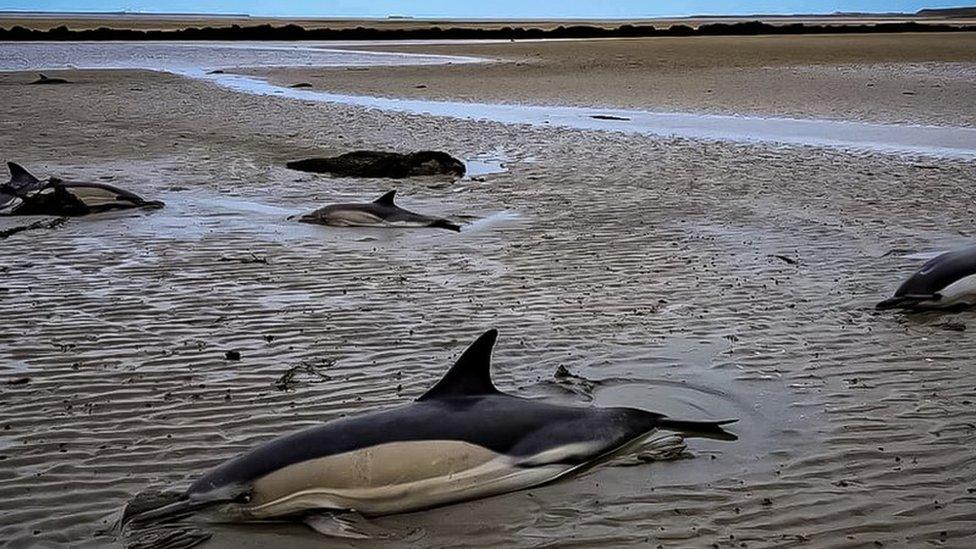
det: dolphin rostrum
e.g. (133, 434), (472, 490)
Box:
(299, 190), (460, 231)
(122, 329), (736, 533)
(877, 244), (976, 310)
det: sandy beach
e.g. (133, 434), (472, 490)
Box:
(2, 34), (976, 548)
(257, 33), (976, 126)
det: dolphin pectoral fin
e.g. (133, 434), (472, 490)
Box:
(304, 511), (412, 540)
(606, 434), (688, 466)
(634, 434), (688, 462)
(304, 512), (373, 539)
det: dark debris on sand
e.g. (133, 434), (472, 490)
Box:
(217, 253), (268, 264)
(125, 524), (212, 549)
(286, 150), (466, 179)
(275, 359), (335, 391)
(768, 254), (799, 265)
(0, 217), (69, 240)
(551, 365), (600, 400)
(937, 321), (967, 332)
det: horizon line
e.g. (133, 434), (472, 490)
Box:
(1, 8), (969, 21)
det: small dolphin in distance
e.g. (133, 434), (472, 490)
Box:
(299, 190), (461, 231)
(122, 329), (736, 536)
(28, 73), (71, 85)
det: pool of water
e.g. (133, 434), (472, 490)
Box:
(205, 70), (976, 159)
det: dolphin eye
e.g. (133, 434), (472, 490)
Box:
(233, 491), (252, 504)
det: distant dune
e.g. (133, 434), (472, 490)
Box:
(0, 19), (974, 41)
(916, 6), (976, 17)
(0, 8), (974, 34)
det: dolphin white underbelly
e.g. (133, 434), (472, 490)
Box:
(244, 440), (571, 517)
(937, 273), (976, 306)
(323, 210), (387, 227)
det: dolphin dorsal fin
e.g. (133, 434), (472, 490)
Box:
(418, 329), (500, 401)
(7, 162), (41, 188)
(374, 190), (396, 206)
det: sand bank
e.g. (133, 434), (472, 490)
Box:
(254, 33), (976, 127)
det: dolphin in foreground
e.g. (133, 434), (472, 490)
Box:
(877, 244), (976, 310)
(122, 329), (736, 536)
(299, 190), (460, 231)
(1, 162), (163, 216)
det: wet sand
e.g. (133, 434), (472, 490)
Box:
(2, 40), (976, 548)
(257, 33), (976, 126)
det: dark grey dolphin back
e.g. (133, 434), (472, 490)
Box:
(894, 245), (976, 298)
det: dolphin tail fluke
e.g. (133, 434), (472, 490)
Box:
(431, 219), (461, 232)
(656, 418), (738, 441)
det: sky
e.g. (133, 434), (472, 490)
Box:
(0, 1), (970, 18)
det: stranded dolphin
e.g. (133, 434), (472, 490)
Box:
(1, 162), (163, 216)
(122, 329), (735, 531)
(299, 190), (460, 231)
(877, 244), (976, 310)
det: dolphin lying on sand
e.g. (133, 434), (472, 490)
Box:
(1, 162), (163, 216)
(877, 244), (976, 310)
(299, 190), (460, 231)
(28, 74), (71, 85)
(122, 329), (735, 536)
